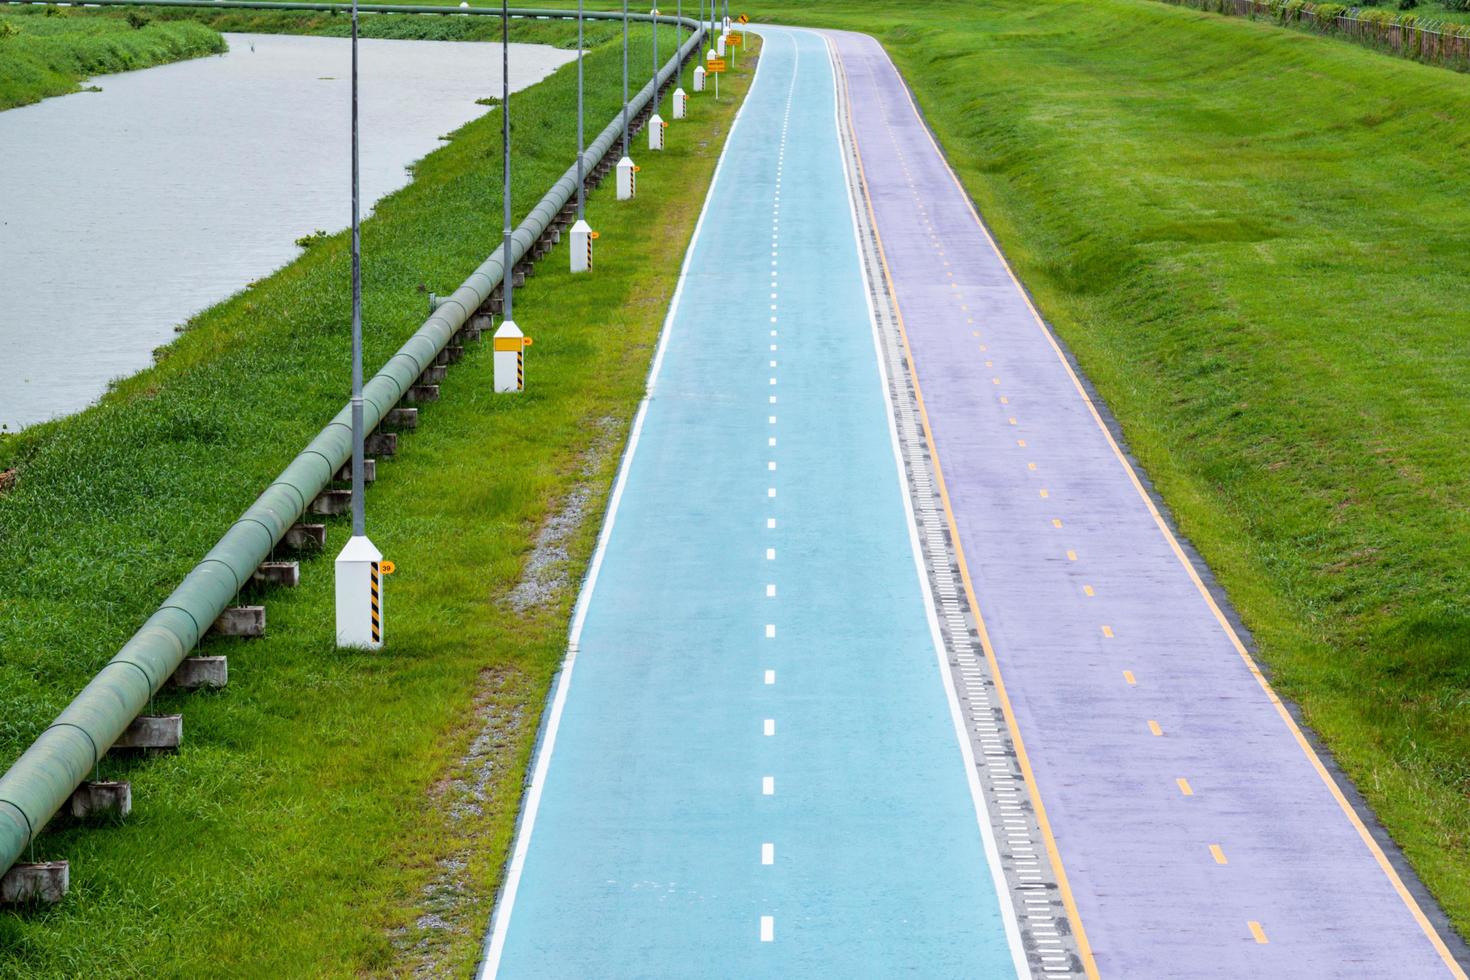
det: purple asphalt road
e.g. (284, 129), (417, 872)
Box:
(826, 29), (1464, 979)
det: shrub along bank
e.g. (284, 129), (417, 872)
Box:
(0, 6), (224, 110)
(0, 21), (757, 975)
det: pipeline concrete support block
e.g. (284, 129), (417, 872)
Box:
(364, 431), (398, 456)
(0, 862), (67, 905)
(112, 715), (182, 752)
(212, 606), (264, 637)
(253, 561), (299, 588)
(311, 489), (353, 516)
(420, 366), (448, 385)
(385, 407), (418, 430)
(334, 459), (376, 484)
(444, 345), (465, 364)
(285, 523), (327, 550)
(169, 656), (228, 691)
(405, 384), (440, 404)
(67, 781), (131, 821)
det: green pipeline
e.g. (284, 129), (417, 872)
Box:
(0, 0), (708, 880)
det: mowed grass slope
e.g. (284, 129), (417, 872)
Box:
(740, 0), (1470, 934)
(0, 7), (224, 110)
(0, 22), (754, 975)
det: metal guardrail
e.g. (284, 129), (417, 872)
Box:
(0, 0), (707, 883)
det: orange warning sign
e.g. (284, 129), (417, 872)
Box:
(707, 58), (727, 73)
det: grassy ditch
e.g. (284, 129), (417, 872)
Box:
(0, 22), (755, 976)
(0, 6), (224, 110)
(729, 0), (1470, 936)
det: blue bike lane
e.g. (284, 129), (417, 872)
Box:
(480, 27), (1026, 978)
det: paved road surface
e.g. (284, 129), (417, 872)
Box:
(825, 27), (1465, 980)
(480, 27), (1026, 978)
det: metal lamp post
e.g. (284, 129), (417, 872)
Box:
(570, 0), (595, 272)
(334, 0), (386, 650)
(492, 0), (531, 391)
(616, 0), (637, 199)
(647, 7), (664, 150)
(672, 0), (687, 118)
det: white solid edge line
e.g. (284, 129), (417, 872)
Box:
(477, 31), (774, 980)
(821, 28), (1032, 980)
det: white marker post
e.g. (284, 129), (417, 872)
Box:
(693, 62), (705, 93)
(617, 156), (638, 199)
(571, 0), (595, 273)
(335, 0), (388, 650)
(493, 321), (532, 392)
(648, 7), (664, 151)
(672, 0), (686, 119)
(570, 219), (595, 273)
(706, 46), (721, 102)
(617, 0), (637, 200)
(495, 0), (529, 391)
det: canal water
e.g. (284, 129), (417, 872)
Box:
(0, 32), (574, 431)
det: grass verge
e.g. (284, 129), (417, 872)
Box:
(728, 0), (1470, 938)
(0, 6), (224, 111)
(0, 22), (756, 975)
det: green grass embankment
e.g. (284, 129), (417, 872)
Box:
(728, 0), (1470, 935)
(0, 7), (224, 111)
(0, 21), (755, 975)
(141, 3), (625, 45)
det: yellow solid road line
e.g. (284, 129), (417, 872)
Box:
(1124, 670), (1137, 686)
(1177, 778), (1194, 797)
(1249, 921), (1269, 945)
(888, 35), (1468, 979)
(1148, 720), (1163, 737)
(838, 44), (1101, 980)
(1211, 844), (1229, 865)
